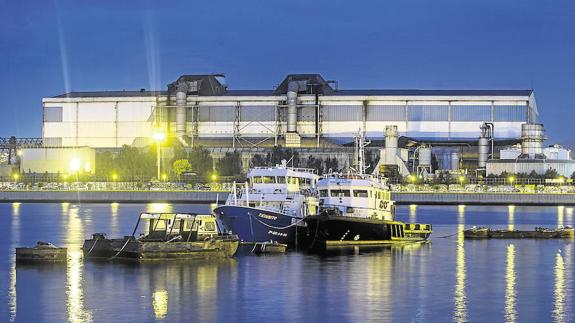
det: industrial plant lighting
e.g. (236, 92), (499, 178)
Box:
(84, 162), (91, 173)
(153, 132), (166, 142)
(112, 173), (118, 181)
(459, 176), (465, 184)
(16, 150), (23, 157)
(161, 174), (167, 181)
(211, 173), (218, 181)
(69, 158), (81, 173)
(558, 177), (565, 184)
(12, 173), (19, 181)
(508, 176), (515, 184)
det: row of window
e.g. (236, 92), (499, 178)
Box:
(43, 105), (532, 123)
(319, 189), (391, 199)
(250, 176), (315, 186)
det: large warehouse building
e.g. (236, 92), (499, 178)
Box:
(42, 74), (538, 149)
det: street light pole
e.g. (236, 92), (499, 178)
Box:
(153, 132), (166, 181)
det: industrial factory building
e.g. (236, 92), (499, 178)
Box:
(43, 74), (537, 148)
(39, 73), (575, 177)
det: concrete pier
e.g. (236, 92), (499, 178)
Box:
(1, 190), (575, 205)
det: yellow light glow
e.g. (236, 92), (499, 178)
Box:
(146, 203), (172, 213)
(409, 204), (417, 223)
(558, 177), (565, 184)
(508, 205), (515, 231)
(16, 150), (23, 157)
(153, 132), (166, 142)
(508, 176), (515, 184)
(553, 251), (565, 322)
(112, 173), (118, 181)
(458, 176), (465, 183)
(505, 244), (517, 323)
(84, 162), (91, 173)
(12, 173), (19, 181)
(62, 174), (69, 180)
(211, 173), (218, 181)
(161, 174), (167, 181)
(152, 290), (168, 320)
(453, 205), (467, 322)
(69, 158), (81, 172)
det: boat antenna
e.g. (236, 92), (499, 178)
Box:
(354, 131), (371, 175)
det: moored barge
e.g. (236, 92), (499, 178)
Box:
(464, 226), (574, 239)
(83, 213), (239, 260)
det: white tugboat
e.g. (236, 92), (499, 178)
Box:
(214, 161), (319, 246)
(305, 133), (432, 249)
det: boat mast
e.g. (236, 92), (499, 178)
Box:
(354, 131), (371, 175)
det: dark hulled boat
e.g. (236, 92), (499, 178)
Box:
(305, 133), (432, 249)
(214, 162), (318, 246)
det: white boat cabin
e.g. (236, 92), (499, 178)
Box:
(318, 174), (395, 221)
(227, 164), (319, 217)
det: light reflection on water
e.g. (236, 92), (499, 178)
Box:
(453, 205), (467, 323)
(508, 205), (515, 231)
(2, 203), (574, 322)
(8, 203), (20, 322)
(505, 244), (517, 323)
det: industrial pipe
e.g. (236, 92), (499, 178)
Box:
(287, 81), (307, 133)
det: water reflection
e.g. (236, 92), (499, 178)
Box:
(152, 289), (168, 320)
(508, 205), (515, 231)
(9, 203), (21, 322)
(65, 206), (92, 322)
(453, 205), (467, 323)
(505, 244), (517, 322)
(110, 202), (119, 236)
(409, 204), (417, 223)
(146, 203), (173, 213)
(557, 206), (564, 228)
(553, 250), (565, 322)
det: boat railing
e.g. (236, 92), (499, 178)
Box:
(249, 166), (318, 174)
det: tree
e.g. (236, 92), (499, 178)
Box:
(304, 155), (323, 174)
(250, 154), (267, 167)
(544, 168), (559, 179)
(172, 159), (192, 177)
(324, 157), (339, 173)
(189, 146), (213, 181)
(216, 152), (242, 176)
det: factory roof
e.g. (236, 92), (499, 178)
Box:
(53, 88), (533, 98)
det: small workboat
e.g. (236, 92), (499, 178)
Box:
(83, 213), (240, 260)
(464, 226), (574, 239)
(16, 241), (67, 263)
(305, 133), (432, 250)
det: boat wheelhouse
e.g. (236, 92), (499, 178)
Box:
(215, 161), (319, 246)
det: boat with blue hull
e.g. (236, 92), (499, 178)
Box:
(214, 162), (318, 246)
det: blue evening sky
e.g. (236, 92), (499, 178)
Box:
(1, 0), (574, 147)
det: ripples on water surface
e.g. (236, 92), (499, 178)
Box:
(0, 203), (573, 322)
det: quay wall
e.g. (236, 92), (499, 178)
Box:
(1, 191), (575, 205)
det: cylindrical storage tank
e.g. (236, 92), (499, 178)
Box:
(451, 152), (460, 171)
(175, 90), (187, 138)
(478, 137), (489, 168)
(419, 146), (432, 166)
(384, 125), (398, 165)
(521, 123), (545, 158)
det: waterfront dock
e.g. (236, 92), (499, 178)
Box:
(2, 190), (575, 205)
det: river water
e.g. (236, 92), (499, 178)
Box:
(0, 203), (573, 322)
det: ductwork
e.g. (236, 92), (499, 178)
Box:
(286, 81), (307, 133)
(175, 82), (188, 142)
